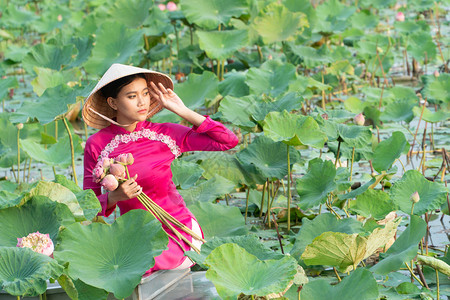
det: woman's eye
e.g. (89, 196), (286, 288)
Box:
(128, 95), (136, 99)
(144, 92), (149, 96)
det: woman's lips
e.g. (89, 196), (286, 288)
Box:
(138, 109), (147, 114)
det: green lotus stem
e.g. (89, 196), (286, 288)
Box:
(335, 140), (341, 168)
(333, 267), (341, 282)
(287, 144), (292, 231)
(17, 296), (20, 300)
(436, 268), (440, 299)
(220, 60), (225, 81)
(411, 202), (415, 215)
(404, 262), (425, 287)
(321, 68), (325, 109)
(349, 147), (355, 182)
(216, 60), (221, 78)
(395, 158), (406, 173)
(62, 118), (78, 186)
(244, 187), (249, 224)
(326, 202), (341, 220)
(259, 181), (266, 218)
(81, 98), (88, 140)
(369, 171), (386, 189)
(251, 295), (255, 300)
(27, 158), (32, 182)
(17, 125), (20, 184)
(54, 120), (58, 140)
(409, 96), (427, 157)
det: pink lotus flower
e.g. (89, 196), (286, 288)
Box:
(396, 12), (405, 22)
(101, 174), (119, 191)
(158, 3), (166, 11)
(102, 157), (112, 169)
(167, 1), (177, 11)
(17, 232), (54, 257)
(93, 166), (105, 182)
(434, 70), (439, 77)
(354, 113), (365, 126)
(410, 191), (420, 203)
(109, 163), (126, 178)
(126, 153), (134, 165)
(115, 154), (128, 165)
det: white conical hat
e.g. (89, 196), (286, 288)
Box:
(82, 63), (173, 129)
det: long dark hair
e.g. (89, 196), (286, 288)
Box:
(100, 73), (147, 99)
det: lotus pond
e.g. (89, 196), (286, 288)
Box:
(0, 0), (449, 299)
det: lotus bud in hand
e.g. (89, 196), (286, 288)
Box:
(410, 191), (420, 203)
(354, 113), (365, 126)
(110, 163), (126, 179)
(126, 153), (134, 165)
(17, 232), (54, 257)
(101, 174), (119, 191)
(102, 157), (113, 169)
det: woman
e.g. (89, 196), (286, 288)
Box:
(82, 63), (238, 273)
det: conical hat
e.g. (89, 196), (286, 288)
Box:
(82, 63), (173, 129)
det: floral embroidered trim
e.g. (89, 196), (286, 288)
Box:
(98, 129), (181, 163)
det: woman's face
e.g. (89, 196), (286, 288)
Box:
(107, 77), (151, 129)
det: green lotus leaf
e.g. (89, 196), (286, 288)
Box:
(174, 71), (219, 110)
(372, 215), (426, 275)
(148, 44), (171, 61)
(53, 175), (102, 221)
(73, 279), (108, 300)
(251, 92), (303, 122)
(252, 3), (308, 44)
(422, 74), (450, 104)
(107, 0), (151, 27)
(205, 243), (298, 299)
(407, 31), (436, 62)
(290, 213), (364, 262)
(296, 158), (336, 210)
(200, 152), (246, 186)
(0, 247), (64, 297)
(338, 178), (378, 201)
(246, 60), (297, 97)
(21, 135), (83, 168)
(4, 44), (31, 63)
(2, 4), (38, 27)
(219, 70), (249, 98)
(179, 174), (236, 204)
(53, 210), (168, 299)
(171, 159), (204, 189)
(313, 0), (356, 35)
(380, 98), (417, 123)
(0, 196), (75, 247)
(372, 131), (408, 173)
(197, 29), (248, 61)
(300, 268), (379, 300)
(390, 170), (448, 215)
(344, 97), (367, 114)
(31, 67), (80, 97)
(186, 235), (284, 269)
(0, 77), (18, 101)
(83, 22), (143, 75)
(12, 83), (94, 124)
(263, 110), (327, 148)
(350, 10), (379, 29)
(180, 0), (248, 29)
(188, 202), (248, 239)
(22, 43), (76, 74)
(218, 95), (258, 128)
(236, 135), (301, 180)
(0, 191), (22, 209)
(30, 6), (71, 33)
(349, 189), (397, 220)
(302, 218), (400, 272)
(287, 44), (332, 68)
(68, 36), (95, 68)
(412, 106), (450, 123)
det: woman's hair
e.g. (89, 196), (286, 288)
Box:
(100, 73), (147, 99)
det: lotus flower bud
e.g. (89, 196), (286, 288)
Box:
(167, 1), (177, 11)
(434, 70), (439, 77)
(354, 113), (365, 126)
(16, 123), (23, 130)
(101, 174), (119, 191)
(126, 153), (134, 165)
(102, 157), (112, 169)
(109, 163), (126, 178)
(321, 113), (329, 120)
(93, 166), (105, 182)
(57, 14), (63, 22)
(396, 12), (405, 22)
(158, 3), (166, 11)
(115, 154), (127, 165)
(410, 191), (420, 203)
(17, 232), (54, 257)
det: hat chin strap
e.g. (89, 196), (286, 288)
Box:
(88, 107), (132, 127)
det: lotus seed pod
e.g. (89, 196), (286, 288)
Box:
(17, 232), (54, 257)
(410, 191), (420, 203)
(396, 12), (405, 22)
(16, 123), (23, 130)
(354, 113), (365, 126)
(110, 163), (126, 178)
(101, 174), (119, 191)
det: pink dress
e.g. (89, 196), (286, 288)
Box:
(83, 116), (238, 272)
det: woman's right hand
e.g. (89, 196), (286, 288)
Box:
(107, 174), (142, 208)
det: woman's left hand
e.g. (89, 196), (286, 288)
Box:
(149, 81), (187, 114)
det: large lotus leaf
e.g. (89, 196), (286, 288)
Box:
(12, 83), (94, 124)
(412, 106), (450, 123)
(300, 268), (378, 300)
(372, 131), (408, 173)
(53, 175), (102, 221)
(0, 247), (64, 297)
(180, 0), (248, 29)
(171, 159), (204, 189)
(312, 0), (356, 35)
(83, 22), (143, 75)
(53, 210), (168, 299)
(2, 4), (38, 27)
(186, 235), (284, 269)
(218, 95), (258, 128)
(390, 170), (448, 215)
(4, 44), (30, 63)
(422, 74), (450, 104)
(349, 189), (397, 220)
(0, 196), (75, 247)
(251, 92), (303, 122)
(290, 213), (364, 262)
(236, 135), (300, 180)
(21, 135), (83, 168)
(372, 215), (426, 275)
(0, 191), (22, 209)
(200, 152), (246, 186)
(174, 71), (219, 110)
(252, 3), (308, 44)
(22, 43), (76, 74)
(31, 67), (80, 97)
(179, 175), (236, 204)
(197, 29), (248, 61)
(302, 218), (400, 273)
(68, 36), (95, 68)
(350, 10), (379, 29)
(286, 44), (332, 68)
(296, 158), (336, 209)
(380, 98), (417, 123)
(73, 279), (108, 300)
(263, 110), (327, 148)
(246, 60), (297, 97)
(107, 0), (151, 27)
(219, 70), (249, 98)
(188, 202), (248, 239)
(407, 31), (436, 62)
(205, 243), (298, 299)
(0, 76), (18, 101)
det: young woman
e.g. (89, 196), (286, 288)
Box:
(82, 63), (238, 273)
